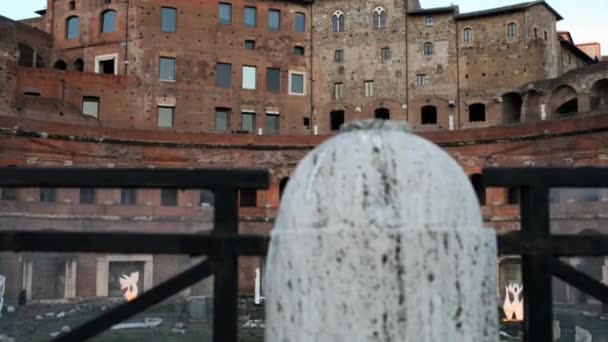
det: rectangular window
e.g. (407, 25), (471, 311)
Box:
(267, 68), (280, 92)
(161, 188), (178, 206)
(334, 82), (343, 100)
(244, 40), (256, 50)
(0, 187), (17, 201)
(157, 106), (174, 128)
(215, 108), (230, 131)
(80, 188), (95, 204)
(121, 189), (136, 205)
(161, 7), (177, 33)
(82, 96), (100, 118)
(242, 66), (257, 90)
(244, 7), (257, 27)
(289, 72), (305, 95)
(241, 112), (255, 133)
(216, 63), (232, 88)
(381, 47), (391, 61)
(97, 58), (116, 74)
(268, 9), (281, 31)
(364, 80), (374, 97)
(159, 57), (176, 81)
(416, 74), (428, 87)
(69, 1), (76, 10)
(40, 188), (56, 203)
(293, 46), (305, 56)
(200, 189), (214, 207)
(265, 113), (280, 135)
(335, 50), (344, 62)
(240, 189), (257, 207)
(218, 3), (232, 25)
(294, 12), (305, 32)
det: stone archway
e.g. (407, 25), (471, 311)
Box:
(590, 79), (608, 112)
(374, 107), (390, 120)
(551, 85), (578, 117)
(502, 92), (523, 123)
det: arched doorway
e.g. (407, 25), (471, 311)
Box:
(469, 103), (486, 122)
(502, 92), (523, 123)
(551, 85), (578, 117)
(421, 105), (437, 125)
(374, 107), (390, 120)
(74, 58), (84, 72)
(470, 174), (485, 205)
(53, 60), (67, 70)
(590, 79), (608, 112)
(524, 89), (541, 121)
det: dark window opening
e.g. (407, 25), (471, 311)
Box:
(303, 117), (311, 126)
(507, 187), (519, 205)
(470, 174), (485, 205)
(266, 68), (280, 92)
(54, 60), (67, 70)
(240, 189), (257, 207)
(330, 110), (345, 131)
(293, 46), (305, 56)
(215, 108), (230, 131)
(40, 188), (57, 203)
(241, 112), (255, 133)
(244, 40), (256, 50)
(423, 42), (433, 56)
(1, 187), (17, 201)
(17, 43), (35, 67)
(469, 103), (486, 122)
(265, 113), (280, 135)
(555, 99), (578, 117)
(74, 59), (84, 72)
(421, 105), (437, 125)
(279, 177), (290, 200)
(374, 108), (390, 120)
(200, 189), (215, 207)
(80, 188), (96, 204)
(502, 93), (523, 123)
(69, 1), (75, 10)
(216, 63), (232, 88)
(161, 189), (178, 206)
(590, 79), (608, 112)
(98, 59), (115, 74)
(24, 92), (41, 97)
(120, 189), (136, 205)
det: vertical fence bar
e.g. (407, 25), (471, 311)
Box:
(520, 185), (553, 342)
(212, 187), (239, 342)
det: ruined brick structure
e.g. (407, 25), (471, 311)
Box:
(0, 0), (607, 309)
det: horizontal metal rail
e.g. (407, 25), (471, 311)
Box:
(484, 167), (608, 187)
(498, 232), (608, 256)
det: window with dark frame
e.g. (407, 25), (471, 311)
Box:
(80, 188), (96, 204)
(335, 50), (344, 62)
(159, 57), (176, 81)
(330, 110), (345, 131)
(332, 11), (344, 32)
(161, 189), (178, 206)
(157, 106), (174, 128)
(40, 188), (57, 203)
(416, 74), (428, 87)
(101, 10), (116, 33)
(469, 103), (486, 122)
(161, 7), (177, 33)
(267, 68), (281, 92)
(268, 9), (281, 31)
(69, 1), (75, 10)
(216, 63), (232, 88)
(381, 47), (391, 61)
(66, 16), (79, 39)
(82, 96), (100, 118)
(421, 105), (437, 125)
(423, 42), (433, 56)
(218, 3), (232, 25)
(244, 6), (257, 27)
(265, 113), (280, 135)
(200, 189), (215, 207)
(0, 188), (17, 201)
(290, 72), (304, 95)
(241, 112), (255, 133)
(294, 46), (305, 56)
(120, 188), (137, 205)
(295, 12), (305, 32)
(244, 40), (256, 50)
(215, 108), (230, 131)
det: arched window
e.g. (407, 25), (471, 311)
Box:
(463, 28), (473, 43)
(372, 7), (386, 29)
(425, 16), (434, 27)
(66, 16), (79, 39)
(469, 103), (486, 122)
(53, 60), (67, 70)
(74, 58), (84, 72)
(101, 10), (117, 33)
(332, 10), (344, 32)
(421, 105), (437, 125)
(374, 107), (390, 120)
(423, 42), (433, 56)
(507, 23), (517, 39)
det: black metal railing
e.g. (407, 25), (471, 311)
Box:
(0, 168), (270, 342)
(485, 167), (608, 342)
(1, 167), (608, 341)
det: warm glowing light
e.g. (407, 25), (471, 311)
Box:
(502, 283), (523, 322)
(119, 272), (139, 302)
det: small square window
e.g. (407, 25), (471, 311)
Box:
(289, 72), (305, 95)
(161, 188), (178, 206)
(241, 112), (255, 133)
(381, 47), (391, 61)
(294, 46), (305, 56)
(244, 40), (256, 50)
(244, 6), (257, 27)
(69, 1), (76, 10)
(121, 188), (137, 205)
(0, 187), (17, 201)
(425, 16), (434, 27)
(219, 3), (232, 25)
(334, 82), (344, 100)
(334, 50), (344, 62)
(267, 68), (281, 92)
(159, 57), (176, 81)
(158, 106), (174, 128)
(80, 188), (95, 204)
(268, 9), (281, 31)
(242, 66), (257, 90)
(265, 113), (280, 135)
(161, 7), (177, 33)
(216, 63), (232, 88)
(215, 108), (230, 131)
(40, 188), (57, 203)
(82, 96), (100, 118)
(295, 12), (305, 32)
(364, 80), (374, 97)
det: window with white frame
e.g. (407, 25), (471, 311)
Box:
(364, 80), (374, 97)
(372, 7), (386, 29)
(416, 74), (428, 87)
(95, 54), (118, 75)
(242, 66), (257, 90)
(332, 10), (344, 32)
(425, 16), (434, 27)
(334, 82), (343, 100)
(289, 71), (305, 95)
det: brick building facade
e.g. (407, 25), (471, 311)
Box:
(0, 0), (607, 310)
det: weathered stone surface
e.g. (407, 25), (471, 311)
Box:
(266, 120), (497, 341)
